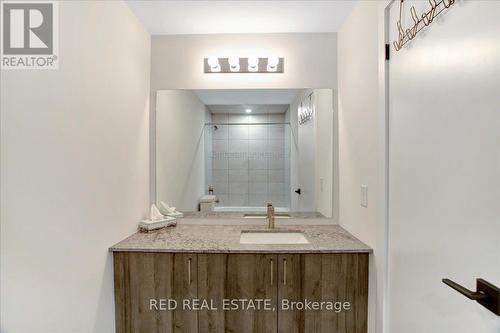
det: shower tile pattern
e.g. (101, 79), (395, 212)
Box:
(208, 113), (290, 208)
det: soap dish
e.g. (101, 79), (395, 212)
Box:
(139, 216), (176, 232)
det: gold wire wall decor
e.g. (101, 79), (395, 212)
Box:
(393, 0), (457, 51)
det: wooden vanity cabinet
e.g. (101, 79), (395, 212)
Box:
(299, 254), (368, 333)
(113, 252), (368, 333)
(277, 254), (368, 333)
(197, 254), (278, 333)
(113, 252), (197, 333)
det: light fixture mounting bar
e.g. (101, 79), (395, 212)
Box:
(204, 57), (284, 73)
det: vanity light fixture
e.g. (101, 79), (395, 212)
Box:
(245, 108), (252, 113)
(203, 57), (284, 73)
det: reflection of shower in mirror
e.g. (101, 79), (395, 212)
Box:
(155, 89), (335, 218)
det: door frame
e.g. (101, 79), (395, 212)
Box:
(374, 1), (394, 333)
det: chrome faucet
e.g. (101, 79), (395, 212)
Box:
(267, 203), (275, 229)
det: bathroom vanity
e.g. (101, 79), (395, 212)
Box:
(110, 224), (371, 333)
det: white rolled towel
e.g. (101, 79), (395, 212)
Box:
(159, 201), (184, 217)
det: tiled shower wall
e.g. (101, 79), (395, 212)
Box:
(208, 113), (290, 207)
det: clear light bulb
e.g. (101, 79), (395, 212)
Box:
(267, 56), (279, 72)
(207, 56), (220, 72)
(247, 57), (259, 72)
(228, 57), (240, 72)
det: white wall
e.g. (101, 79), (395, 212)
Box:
(289, 89), (335, 216)
(387, 1), (500, 332)
(314, 89), (335, 217)
(337, 2), (386, 332)
(289, 90), (316, 212)
(156, 90), (208, 211)
(151, 33), (337, 90)
(297, 93), (316, 212)
(287, 90), (303, 212)
(339, 1), (500, 332)
(0, 1), (151, 332)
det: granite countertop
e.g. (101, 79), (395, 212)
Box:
(109, 224), (372, 254)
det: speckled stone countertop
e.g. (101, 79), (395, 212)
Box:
(109, 224), (372, 254)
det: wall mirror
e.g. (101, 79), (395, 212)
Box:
(155, 89), (336, 218)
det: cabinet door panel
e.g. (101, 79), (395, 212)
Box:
(345, 253), (368, 333)
(277, 254), (303, 333)
(113, 252), (174, 333)
(302, 254), (368, 333)
(198, 254), (227, 333)
(173, 253), (198, 333)
(225, 254), (278, 333)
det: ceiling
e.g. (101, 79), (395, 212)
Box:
(126, 1), (356, 35)
(208, 104), (289, 114)
(194, 89), (301, 105)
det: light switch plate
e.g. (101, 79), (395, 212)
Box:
(361, 185), (368, 207)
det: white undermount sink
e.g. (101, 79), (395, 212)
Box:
(240, 231), (309, 244)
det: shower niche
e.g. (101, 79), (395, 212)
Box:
(155, 89), (335, 217)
